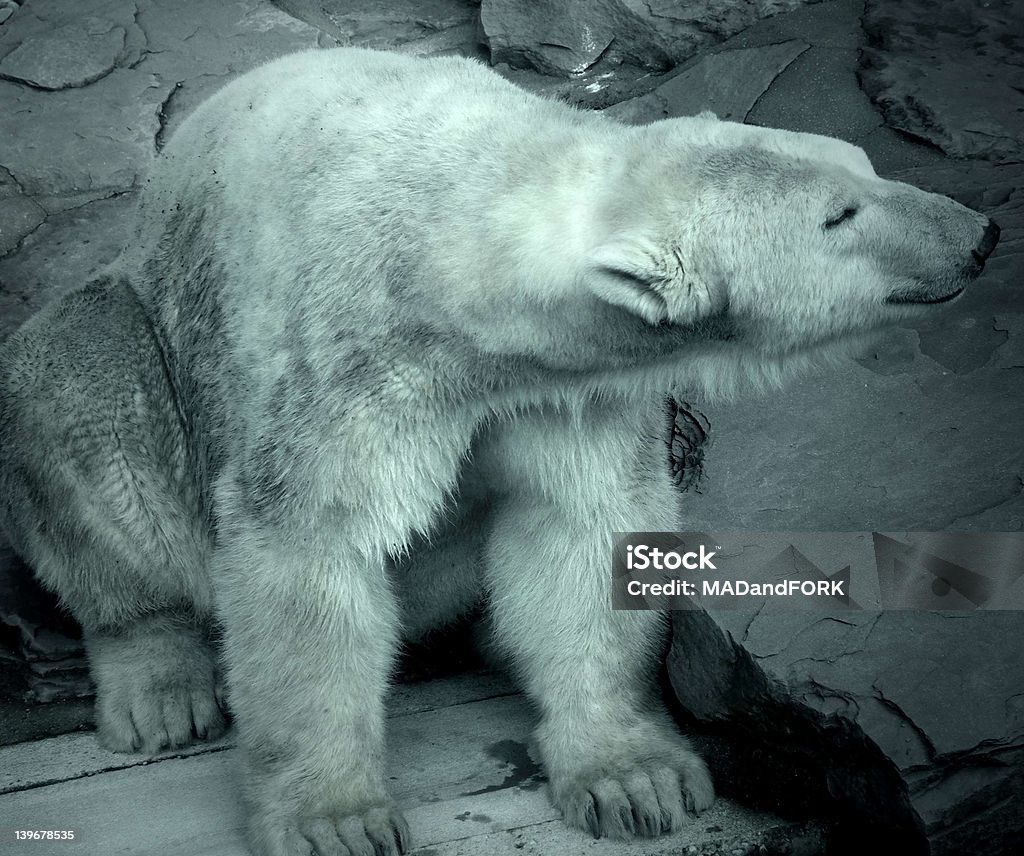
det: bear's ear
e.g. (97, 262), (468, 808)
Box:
(584, 235), (671, 325)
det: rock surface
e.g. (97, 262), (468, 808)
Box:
(859, 0), (1024, 163)
(606, 40), (808, 125)
(480, 0), (819, 76)
(272, 0), (484, 58)
(669, 608), (1024, 856)
(0, 16), (139, 91)
(0, 165), (44, 257)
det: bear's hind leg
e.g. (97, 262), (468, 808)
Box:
(0, 277), (225, 753)
(86, 614), (225, 753)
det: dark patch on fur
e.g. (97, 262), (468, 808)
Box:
(242, 435), (292, 521)
(144, 204), (230, 522)
(666, 399), (710, 492)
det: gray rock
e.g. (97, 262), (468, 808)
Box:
(479, 0), (817, 77)
(0, 0), (144, 72)
(272, 0), (482, 58)
(128, 0), (327, 152)
(859, 0), (1024, 163)
(605, 41), (808, 125)
(0, 0), (323, 203)
(0, 166), (44, 257)
(676, 330), (1024, 534)
(0, 19), (128, 90)
(670, 608), (1024, 855)
(0, 68), (166, 200)
(855, 124), (949, 177)
(0, 192), (137, 343)
(745, 46), (883, 143)
(710, 0), (864, 51)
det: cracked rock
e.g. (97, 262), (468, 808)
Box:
(670, 609), (1024, 855)
(858, 0), (1024, 163)
(606, 40), (808, 125)
(0, 18), (130, 90)
(0, 165), (44, 257)
(0, 192), (137, 342)
(0, 0), (322, 204)
(479, 0), (817, 77)
(272, 0), (481, 57)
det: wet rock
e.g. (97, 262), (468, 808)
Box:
(676, 339), (1024, 534)
(670, 608), (1024, 855)
(606, 41), (808, 125)
(859, 0), (1024, 163)
(479, 0), (818, 77)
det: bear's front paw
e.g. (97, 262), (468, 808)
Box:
(249, 804), (410, 856)
(548, 739), (713, 840)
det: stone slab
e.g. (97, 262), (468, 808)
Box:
(272, 0), (481, 57)
(0, 18), (129, 91)
(479, 0), (818, 76)
(746, 46), (883, 142)
(0, 191), (137, 343)
(606, 41), (808, 125)
(0, 0), (323, 204)
(859, 0), (1024, 164)
(669, 608), (1024, 855)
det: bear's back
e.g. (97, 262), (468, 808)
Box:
(120, 48), (619, 505)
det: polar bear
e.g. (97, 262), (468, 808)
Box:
(0, 47), (998, 856)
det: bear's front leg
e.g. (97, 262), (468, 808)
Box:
(212, 498), (411, 856)
(477, 399), (714, 840)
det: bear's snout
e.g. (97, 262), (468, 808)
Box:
(972, 219), (1001, 268)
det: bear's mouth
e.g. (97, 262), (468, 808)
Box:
(884, 285), (966, 306)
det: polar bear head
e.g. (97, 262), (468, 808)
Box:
(582, 115), (999, 364)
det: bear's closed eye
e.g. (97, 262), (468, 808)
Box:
(824, 206), (858, 229)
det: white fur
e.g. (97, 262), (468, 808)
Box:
(0, 47), (992, 856)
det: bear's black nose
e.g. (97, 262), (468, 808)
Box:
(973, 219), (1001, 265)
